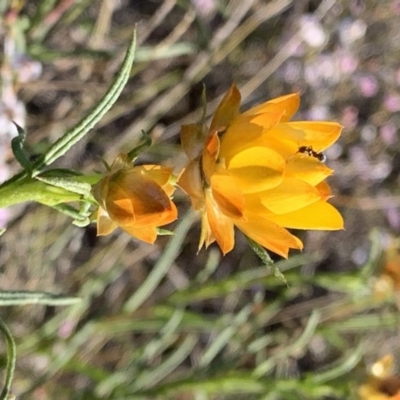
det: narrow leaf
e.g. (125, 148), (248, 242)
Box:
(0, 291), (81, 306)
(35, 176), (92, 197)
(11, 122), (32, 172)
(127, 130), (152, 161)
(246, 235), (287, 285)
(32, 30), (137, 173)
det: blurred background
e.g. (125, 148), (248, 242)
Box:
(1, 0), (400, 399)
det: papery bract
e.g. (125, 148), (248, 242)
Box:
(178, 84), (343, 257)
(92, 153), (177, 244)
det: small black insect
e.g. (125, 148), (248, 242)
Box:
(298, 145), (326, 163)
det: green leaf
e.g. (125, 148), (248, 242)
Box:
(36, 168), (82, 178)
(11, 122), (32, 172)
(0, 30), (137, 201)
(156, 228), (174, 236)
(0, 178), (82, 208)
(51, 203), (91, 226)
(0, 291), (81, 306)
(33, 30), (137, 172)
(35, 176), (93, 198)
(245, 236), (287, 285)
(127, 130), (153, 161)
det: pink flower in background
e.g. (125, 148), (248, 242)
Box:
(380, 123), (397, 146)
(341, 106), (359, 129)
(384, 94), (400, 112)
(357, 75), (379, 97)
(191, 0), (216, 17)
(339, 51), (358, 74)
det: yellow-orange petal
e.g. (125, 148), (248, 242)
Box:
(265, 201), (344, 230)
(242, 93), (300, 121)
(249, 111), (286, 131)
(111, 197), (175, 228)
(241, 135), (297, 161)
(210, 173), (245, 218)
(210, 84), (241, 132)
(125, 200), (176, 228)
(203, 131), (221, 179)
(315, 181), (332, 201)
(162, 181), (176, 198)
(259, 177), (322, 214)
(287, 121), (343, 150)
(227, 146), (285, 193)
(264, 123), (306, 145)
(136, 165), (173, 188)
(106, 172), (173, 226)
(96, 207), (118, 236)
(92, 176), (109, 210)
(199, 212), (215, 251)
(180, 123), (204, 160)
(177, 158), (205, 210)
(219, 113), (283, 160)
(121, 224), (158, 244)
(156, 201), (178, 226)
(205, 190), (235, 255)
(236, 216), (303, 258)
(286, 156), (333, 186)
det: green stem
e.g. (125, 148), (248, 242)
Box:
(0, 178), (82, 208)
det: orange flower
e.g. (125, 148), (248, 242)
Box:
(178, 84), (343, 257)
(92, 153), (177, 244)
(358, 355), (400, 400)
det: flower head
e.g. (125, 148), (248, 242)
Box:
(358, 355), (400, 400)
(92, 153), (177, 243)
(178, 84), (343, 257)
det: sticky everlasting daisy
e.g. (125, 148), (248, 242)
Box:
(178, 84), (343, 257)
(92, 153), (177, 244)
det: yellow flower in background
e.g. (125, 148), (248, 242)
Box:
(358, 355), (400, 400)
(92, 153), (177, 244)
(178, 84), (343, 257)
(373, 237), (400, 308)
